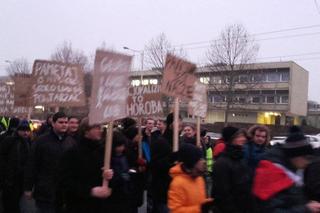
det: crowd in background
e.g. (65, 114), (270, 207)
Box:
(0, 112), (320, 213)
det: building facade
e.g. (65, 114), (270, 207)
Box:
(130, 61), (309, 126)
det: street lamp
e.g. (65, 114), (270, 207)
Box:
(122, 46), (144, 71)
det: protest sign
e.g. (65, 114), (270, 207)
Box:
(31, 60), (86, 107)
(161, 54), (197, 100)
(0, 82), (29, 117)
(188, 81), (208, 118)
(127, 84), (164, 117)
(13, 73), (32, 106)
(89, 50), (132, 125)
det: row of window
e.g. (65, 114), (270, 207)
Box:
(211, 95), (289, 104)
(200, 71), (290, 85)
(131, 79), (158, 86)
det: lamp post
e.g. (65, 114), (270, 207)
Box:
(123, 46), (145, 85)
(123, 46), (144, 71)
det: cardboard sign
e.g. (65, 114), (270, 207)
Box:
(31, 60), (86, 107)
(0, 82), (29, 117)
(188, 81), (208, 118)
(161, 54), (197, 100)
(127, 84), (164, 117)
(89, 50), (132, 125)
(13, 74), (32, 106)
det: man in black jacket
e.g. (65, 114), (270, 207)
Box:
(0, 120), (32, 213)
(23, 112), (71, 213)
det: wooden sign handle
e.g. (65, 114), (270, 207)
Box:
(103, 121), (113, 186)
(196, 116), (201, 147)
(138, 117), (143, 158)
(173, 97), (179, 152)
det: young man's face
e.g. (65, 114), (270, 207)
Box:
(68, 118), (79, 133)
(17, 130), (31, 139)
(85, 126), (102, 141)
(253, 130), (267, 145)
(52, 117), (68, 134)
(183, 126), (195, 138)
(146, 120), (155, 132)
(156, 120), (166, 132)
(232, 134), (247, 147)
(191, 159), (206, 177)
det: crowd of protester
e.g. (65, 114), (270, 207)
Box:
(0, 112), (320, 213)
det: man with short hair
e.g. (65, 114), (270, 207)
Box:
(24, 112), (70, 213)
(243, 125), (270, 172)
(67, 116), (80, 138)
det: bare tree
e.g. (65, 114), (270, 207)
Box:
(51, 41), (90, 72)
(206, 24), (259, 125)
(5, 58), (31, 77)
(144, 33), (186, 70)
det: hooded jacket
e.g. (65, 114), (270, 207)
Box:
(168, 164), (208, 213)
(252, 145), (310, 213)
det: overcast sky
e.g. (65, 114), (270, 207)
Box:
(0, 0), (319, 101)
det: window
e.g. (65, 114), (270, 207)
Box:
(239, 75), (249, 83)
(281, 96), (288, 104)
(200, 77), (210, 84)
(213, 96), (225, 103)
(266, 73), (280, 82)
(253, 74), (266, 82)
(252, 96), (261, 104)
(266, 96), (275, 103)
(141, 79), (149, 85)
(280, 72), (289, 82)
(149, 79), (158, 85)
(131, 79), (141, 86)
(212, 76), (222, 84)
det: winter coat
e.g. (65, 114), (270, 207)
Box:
(57, 136), (107, 213)
(0, 133), (32, 191)
(168, 164), (208, 213)
(23, 130), (72, 204)
(150, 137), (174, 203)
(211, 144), (253, 213)
(252, 146), (310, 213)
(243, 141), (267, 173)
(304, 157), (320, 202)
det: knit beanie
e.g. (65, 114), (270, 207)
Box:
(123, 125), (138, 140)
(17, 120), (31, 131)
(179, 143), (203, 169)
(222, 126), (239, 144)
(282, 126), (313, 158)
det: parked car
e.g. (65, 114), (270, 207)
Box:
(205, 132), (221, 141)
(270, 135), (320, 149)
(270, 136), (286, 146)
(307, 135), (320, 149)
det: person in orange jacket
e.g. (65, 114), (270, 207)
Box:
(168, 144), (214, 213)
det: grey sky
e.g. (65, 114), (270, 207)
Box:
(0, 0), (319, 101)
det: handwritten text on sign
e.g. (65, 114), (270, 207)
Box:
(188, 81), (208, 118)
(31, 60), (86, 107)
(127, 84), (163, 117)
(0, 83), (29, 116)
(161, 54), (197, 100)
(89, 50), (132, 124)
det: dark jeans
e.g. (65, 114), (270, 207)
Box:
(36, 201), (55, 213)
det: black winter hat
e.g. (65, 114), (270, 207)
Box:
(283, 127), (313, 158)
(112, 131), (127, 148)
(17, 120), (31, 131)
(222, 126), (239, 144)
(123, 125), (138, 140)
(179, 143), (203, 169)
